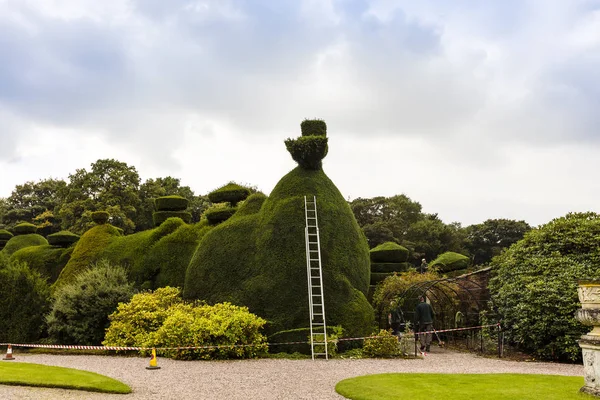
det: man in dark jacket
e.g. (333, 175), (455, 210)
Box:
(414, 295), (435, 352)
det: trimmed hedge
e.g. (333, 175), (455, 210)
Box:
(430, 251), (470, 272)
(233, 193), (267, 218)
(371, 262), (411, 273)
(91, 211), (109, 224)
(185, 165), (374, 338)
(14, 222), (37, 235)
(153, 211), (192, 226)
(205, 207), (237, 225)
(0, 239), (7, 249)
(0, 229), (14, 241)
(300, 119), (327, 137)
(10, 245), (71, 283)
(48, 231), (80, 247)
(370, 242), (409, 263)
(284, 136), (328, 170)
(155, 195), (189, 211)
(1, 234), (49, 257)
(371, 272), (394, 285)
(208, 183), (251, 206)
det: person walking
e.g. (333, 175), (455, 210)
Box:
(414, 295), (435, 352)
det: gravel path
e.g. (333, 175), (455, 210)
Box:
(0, 348), (583, 399)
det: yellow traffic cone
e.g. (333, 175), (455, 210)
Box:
(146, 348), (160, 370)
(3, 345), (15, 361)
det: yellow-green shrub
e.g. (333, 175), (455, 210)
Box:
(362, 329), (400, 358)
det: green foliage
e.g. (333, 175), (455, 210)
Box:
(233, 192), (267, 218)
(1, 234), (49, 257)
(371, 262), (411, 273)
(465, 219), (532, 265)
(10, 245), (71, 283)
(284, 136), (328, 170)
(14, 222), (38, 235)
(489, 212), (600, 362)
(430, 251), (470, 272)
(103, 287), (268, 360)
(0, 229), (14, 240)
(55, 224), (122, 288)
(404, 217), (467, 263)
(208, 182), (251, 206)
(0, 260), (51, 343)
(46, 260), (135, 345)
(371, 272), (394, 285)
(204, 207), (237, 225)
(47, 231), (80, 247)
(300, 119), (327, 136)
(154, 195), (189, 211)
(370, 242), (409, 263)
(362, 330), (401, 358)
(152, 211), (192, 226)
(185, 165), (374, 338)
(91, 211), (109, 224)
(137, 177), (198, 231)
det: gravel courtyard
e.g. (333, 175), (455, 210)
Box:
(0, 348), (584, 400)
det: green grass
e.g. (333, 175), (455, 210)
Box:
(0, 362), (131, 394)
(335, 373), (592, 400)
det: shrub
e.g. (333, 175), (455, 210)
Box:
(233, 193), (267, 218)
(370, 242), (409, 263)
(154, 195), (189, 211)
(300, 119), (327, 137)
(489, 212), (600, 362)
(430, 251), (470, 272)
(0, 229), (14, 241)
(47, 231), (80, 247)
(46, 260), (135, 345)
(104, 287), (268, 360)
(205, 207), (237, 225)
(152, 211), (192, 226)
(10, 245), (71, 283)
(1, 234), (49, 257)
(371, 272), (394, 285)
(0, 260), (51, 343)
(284, 136), (328, 170)
(0, 240), (7, 250)
(13, 222), (37, 235)
(362, 329), (400, 358)
(208, 182), (251, 206)
(371, 262), (411, 273)
(91, 211), (109, 225)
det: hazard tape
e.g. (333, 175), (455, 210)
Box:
(0, 323), (500, 352)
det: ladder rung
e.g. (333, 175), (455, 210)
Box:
(312, 322), (324, 326)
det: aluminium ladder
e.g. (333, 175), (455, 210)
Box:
(304, 195), (328, 360)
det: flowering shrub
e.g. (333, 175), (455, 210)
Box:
(362, 329), (400, 358)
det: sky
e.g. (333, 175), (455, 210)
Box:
(1, 0), (599, 227)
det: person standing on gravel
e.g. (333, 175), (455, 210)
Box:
(414, 295), (435, 352)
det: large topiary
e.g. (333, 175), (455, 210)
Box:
(91, 211), (110, 225)
(185, 120), (373, 338)
(1, 233), (49, 257)
(489, 212), (600, 362)
(47, 231), (80, 248)
(430, 251), (471, 272)
(13, 222), (38, 235)
(284, 119), (328, 170)
(10, 245), (72, 283)
(0, 260), (51, 343)
(370, 242), (409, 263)
(208, 182), (251, 207)
(46, 260), (135, 345)
(152, 196), (191, 227)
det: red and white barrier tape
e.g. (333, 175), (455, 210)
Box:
(0, 323), (500, 352)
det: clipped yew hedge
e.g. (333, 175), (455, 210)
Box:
(155, 195), (189, 211)
(369, 242), (409, 263)
(153, 211), (192, 226)
(10, 245), (72, 283)
(284, 136), (328, 170)
(205, 207), (237, 225)
(371, 262), (411, 273)
(48, 231), (80, 247)
(91, 211), (109, 224)
(300, 119), (327, 137)
(233, 193), (267, 218)
(208, 183), (251, 206)
(1, 234), (48, 257)
(14, 222), (37, 235)
(0, 229), (14, 241)
(430, 251), (470, 272)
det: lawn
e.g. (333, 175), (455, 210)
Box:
(0, 362), (131, 394)
(336, 373), (593, 400)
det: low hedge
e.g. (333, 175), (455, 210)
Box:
(284, 136), (328, 170)
(155, 196), (189, 211)
(205, 207), (237, 225)
(300, 119), (327, 137)
(370, 242), (409, 263)
(152, 211), (192, 226)
(371, 262), (411, 273)
(13, 222), (37, 235)
(430, 252), (470, 272)
(208, 183), (251, 206)
(47, 231), (80, 247)
(0, 229), (14, 241)
(91, 211), (109, 224)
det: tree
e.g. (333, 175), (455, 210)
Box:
(464, 219), (532, 266)
(58, 159), (141, 234)
(403, 215), (467, 264)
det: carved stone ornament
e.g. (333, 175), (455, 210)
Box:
(578, 282), (600, 309)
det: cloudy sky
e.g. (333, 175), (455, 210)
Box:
(1, 0), (599, 227)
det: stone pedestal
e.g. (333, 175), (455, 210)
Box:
(577, 281), (600, 396)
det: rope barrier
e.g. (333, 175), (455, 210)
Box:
(0, 323), (501, 352)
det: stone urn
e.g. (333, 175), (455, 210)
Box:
(576, 280), (600, 396)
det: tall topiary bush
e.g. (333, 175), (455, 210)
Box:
(489, 212), (600, 362)
(369, 242), (410, 286)
(153, 195), (191, 227)
(284, 119), (328, 170)
(46, 260), (135, 345)
(430, 251), (471, 272)
(0, 260), (51, 343)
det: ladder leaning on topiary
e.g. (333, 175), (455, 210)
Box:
(153, 195), (191, 227)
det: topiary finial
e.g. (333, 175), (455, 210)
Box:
(285, 119), (328, 170)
